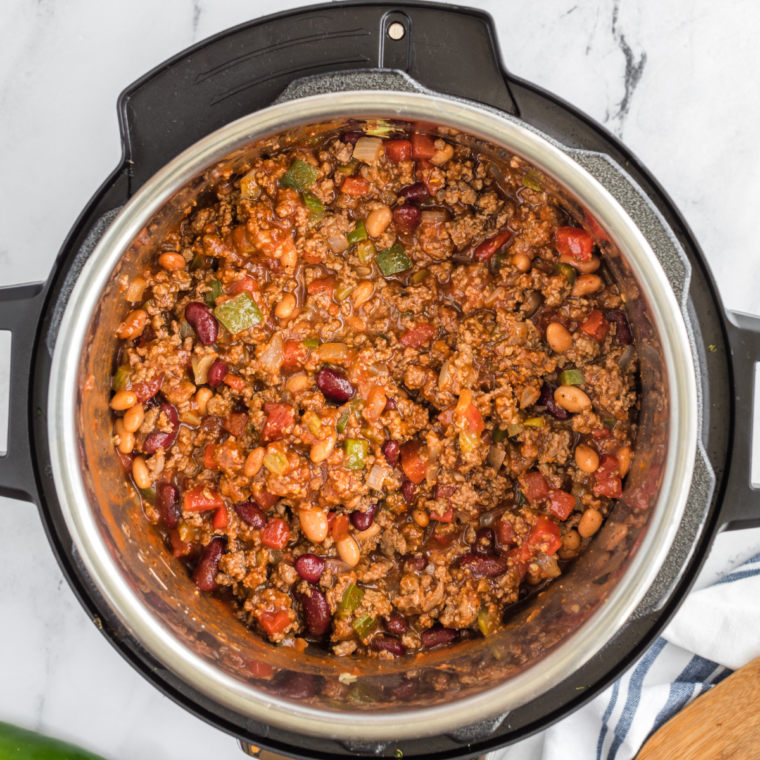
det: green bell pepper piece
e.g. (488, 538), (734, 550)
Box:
(522, 169), (543, 192)
(492, 427), (508, 443)
(205, 279), (223, 306)
(377, 243), (412, 277)
(111, 365), (131, 392)
(356, 239), (376, 264)
(344, 439), (369, 470)
(352, 612), (377, 638)
(477, 609), (499, 637)
(302, 191), (324, 218)
(506, 423), (525, 438)
(553, 262), (578, 286)
(338, 582), (364, 614)
(213, 292), (263, 335)
(347, 219), (368, 245)
(280, 159), (319, 191)
(560, 369), (585, 386)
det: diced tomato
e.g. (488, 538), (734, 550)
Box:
(226, 278), (259, 296)
(253, 490), (279, 511)
(132, 374), (163, 404)
(282, 340), (308, 371)
(474, 229), (512, 261)
(522, 516), (562, 560)
(556, 227), (594, 262)
(184, 486), (225, 512)
(411, 133), (436, 160)
(400, 440), (428, 485)
(584, 212), (609, 243)
(307, 276), (335, 295)
(259, 609), (291, 636)
(223, 374), (247, 392)
(463, 403), (485, 434)
(384, 139), (412, 163)
(261, 518), (290, 549)
(580, 309), (609, 342)
(522, 471), (550, 502)
(438, 406), (455, 426)
(331, 514), (350, 541)
(327, 511), (336, 533)
(415, 159), (444, 194)
(261, 403), (295, 444)
(430, 507), (454, 523)
(213, 506), (229, 529)
(341, 177), (370, 196)
(592, 426), (612, 439)
(549, 489), (576, 521)
(506, 547), (529, 579)
(169, 529), (193, 558)
(223, 412), (248, 438)
(495, 519), (515, 546)
(116, 450), (134, 472)
(204, 444), (218, 471)
(400, 323), (436, 348)
(594, 454), (622, 499)
(241, 657), (274, 679)
(432, 529), (456, 546)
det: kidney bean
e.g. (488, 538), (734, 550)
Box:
(421, 625), (457, 648)
(459, 553), (507, 578)
(403, 556), (427, 573)
(316, 367), (355, 403)
(184, 302), (219, 346)
(370, 636), (406, 657)
(393, 205), (421, 234)
(384, 611), (409, 635)
(473, 527), (495, 555)
(301, 587), (331, 636)
(401, 479), (417, 504)
(193, 537), (224, 591)
(143, 403), (179, 453)
(341, 131), (363, 144)
(156, 482), (180, 529)
(398, 182), (430, 203)
(606, 310), (633, 345)
(383, 396), (398, 412)
(273, 671), (317, 699)
(382, 440), (400, 467)
(539, 382), (570, 420)
(350, 502), (378, 531)
(294, 553), (325, 583)
(207, 360), (228, 388)
(235, 501), (266, 529)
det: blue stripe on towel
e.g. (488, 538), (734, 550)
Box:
(714, 567), (760, 586)
(596, 678), (621, 760)
(606, 637), (667, 760)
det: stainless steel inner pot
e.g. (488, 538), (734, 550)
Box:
(47, 84), (698, 742)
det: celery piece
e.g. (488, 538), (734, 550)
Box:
(559, 369), (585, 386)
(506, 424), (525, 438)
(477, 609), (498, 637)
(303, 338), (320, 349)
(338, 582), (364, 614)
(302, 191), (324, 217)
(213, 292), (263, 335)
(523, 417), (546, 428)
(522, 169), (543, 192)
(112, 365), (131, 392)
(263, 449), (288, 475)
(352, 613), (377, 639)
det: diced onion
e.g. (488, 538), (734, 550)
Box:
(259, 333), (284, 374)
(534, 552), (562, 578)
(486, 445), (506, 471)
(328, 235), (350, 254)
(325, 558), (351, 576)
(425, 463), (440, 488)
(420, 209), (447, 226)
(367, 463), (387, 490)
(353, 137), (384, 163)
(617, 344), (635, 371)
(519, 385), (541, 409)
(367, 362), (388, 378)
(126, 276), (147, 303)
(422, 581), (445, 612)
(485, 287), (506, 307)
(438, 358), (452, 390)
(192, 353), (218, 385)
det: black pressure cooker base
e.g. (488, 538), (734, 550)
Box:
(9, 2), (746, 757)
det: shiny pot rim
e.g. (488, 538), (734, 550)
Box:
(47, 89), (698, 741)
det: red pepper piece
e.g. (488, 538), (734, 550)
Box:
(400, 323), (436, 347)
(474, 229), (512, 261)
(549, 489), (576, 521)
(384, 139), (412, 162)
(261, 518), (290, 549)
(556, 226), (594, 262)
(411, 133), (436, 159)
(580, 309), (610, 342)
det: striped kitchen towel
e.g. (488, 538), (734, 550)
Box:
(501, 547), (760, 760)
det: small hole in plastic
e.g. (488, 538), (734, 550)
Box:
(387, 22), (406, 41)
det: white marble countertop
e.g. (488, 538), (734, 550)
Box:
(1, 1), (760, 758)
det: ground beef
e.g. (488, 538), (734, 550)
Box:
(109, 128), (638, 660)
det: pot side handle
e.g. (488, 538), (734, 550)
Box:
(720, 310), (760, 531)
(0, 283), (46, 504)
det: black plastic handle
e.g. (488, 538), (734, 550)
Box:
(118, 1), (517, 191)
(0, 283), (46, 504)
(719, 310), (760, 530)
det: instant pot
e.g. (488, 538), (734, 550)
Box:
(2, 3), (759, 758)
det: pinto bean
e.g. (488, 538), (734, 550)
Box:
(575, 444), (600, 473)
(158, 252), (186, 270)
(244, 447), (266, 477)
(122, 403), (144, 433)
(571, 274), (603, 297)
(365, 206), (392, 238)
(299, 508), (329, 543)
(578, 508), (603, 538)
(546, 322), (573, 353)
(110, 390), (137, 411)
(336, 535), (360, 566)
(554, 385), (592, 413)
